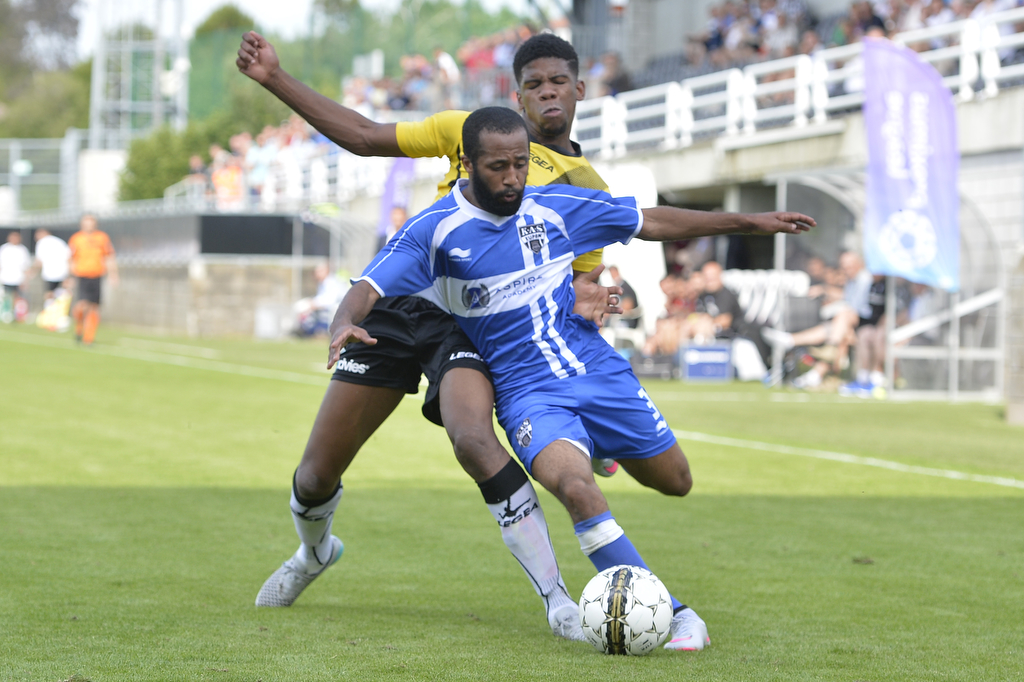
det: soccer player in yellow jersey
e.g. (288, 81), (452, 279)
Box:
(238, 33), (710, 647)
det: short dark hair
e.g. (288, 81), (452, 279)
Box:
(462, 107), (528, 165)
(512, 33), (579, 84)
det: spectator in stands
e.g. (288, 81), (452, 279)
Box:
(805, 255), (828, 287)
(842, 275), (915, 396)
(211, 153), (245, 211)
(433, 46), (462, 111)
(643, 273), (695, 356)
(799, 28), (823, 54)
(701, 260), (772, 366)
(597, 51), (634, 97)
(295, 263), (348, 337)
(761, 250), (872, 389)
(607, 265), (640, 328)
(383, 206), (407, 249)
(763, 8), (800, 57)
(187, 154), (208, 184)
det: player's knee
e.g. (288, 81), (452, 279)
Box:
(449, 425), (505, 479)
(664, 469), (693, 497)
(557, 474), (603, 508)
(293, 465), (339, 501)
(650, 464), (692, 497)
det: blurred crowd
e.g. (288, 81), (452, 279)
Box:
(183, 114), (338, 210)
(617, 245), (943, 395)
(339, 23), (542, 115)
(685, 0), (1024, 69)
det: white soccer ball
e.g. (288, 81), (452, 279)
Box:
(578, 565), (673, 655)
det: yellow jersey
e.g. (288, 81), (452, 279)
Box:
(396, 110), (605, 273)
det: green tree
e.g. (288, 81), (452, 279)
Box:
(0, 0), (80, 101)
(194, 4), (256, 36)
(0, 59), (90, 138)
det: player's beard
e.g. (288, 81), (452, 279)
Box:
(471, 172), (523, 217)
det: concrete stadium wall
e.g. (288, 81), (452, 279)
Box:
(100, 258), (322, 338)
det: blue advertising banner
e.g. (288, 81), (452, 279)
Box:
(863, 39), (959, 292)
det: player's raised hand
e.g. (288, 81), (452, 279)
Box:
(571, 264), (623, 328)
(236, 31), (279, 84)
(327, 324), (377, 370)
(746, 212), (816, 236)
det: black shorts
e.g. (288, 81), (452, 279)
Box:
(77, 277), (102, 304)
(3, 284), (20, 296)
(44, 280), (63, 292)
(331, 296), (490, 427)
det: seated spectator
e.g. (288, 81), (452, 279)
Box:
(643, 272), (698, 357)
(699, 261), (772, 369)
(840, 275), (913, 396)
(597, 52), (633, 97)
(294, 263), (348, 337)
(761, 250), (872, 389)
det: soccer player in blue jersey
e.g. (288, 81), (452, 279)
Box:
(240, 33), (623, 638)
(329, 107), (814, 651)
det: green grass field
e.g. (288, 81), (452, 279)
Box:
(2, 324), (1023, 681)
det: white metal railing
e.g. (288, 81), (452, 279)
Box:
(164, 6), (1024, 214)
(573, 7), (1024, 160)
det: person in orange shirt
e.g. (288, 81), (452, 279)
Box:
(68, 214), (118, 345)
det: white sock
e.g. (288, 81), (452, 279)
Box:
(870, 370), (886, 387)
(290, 479), (342, 571)
(857, 369), (870, 384)
(479, 461), (575, 623)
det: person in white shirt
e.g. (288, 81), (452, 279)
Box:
(0, 230), (32, 322)
(31, 228), (71, 302)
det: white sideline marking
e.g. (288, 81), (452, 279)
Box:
(119, 337), (222, 359)
(0, 329), (327, 387)
(673, 429), (1024, 490)
(6, 329), (1020, 489)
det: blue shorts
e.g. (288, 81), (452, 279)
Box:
(495, 352), (677, 475)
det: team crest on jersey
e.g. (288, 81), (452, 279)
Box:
(461, 283), (490, 309)
(515, 418), (532, 447)
(518, 223), (547, 254)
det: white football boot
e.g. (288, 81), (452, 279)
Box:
(664, 607), (710, 651)
(548, 601), (587, 642)
(255, 536), (343, 607)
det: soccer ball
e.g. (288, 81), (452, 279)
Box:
(578, 565), (673, 655)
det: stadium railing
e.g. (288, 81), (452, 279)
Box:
(245, 8), (1024, 211)
(573, 7), (1024, 161)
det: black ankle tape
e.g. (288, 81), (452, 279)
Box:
(292, 470), (342, 508)
(674, 604), (688, 615)
(477, 459), (529, 505)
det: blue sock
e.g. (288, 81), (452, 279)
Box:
(574, 512), (683, 612)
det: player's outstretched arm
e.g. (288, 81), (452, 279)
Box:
(571, 264), (623, 328)
(327, 281), (381, 369)
(639, 208), (815, 241)
(236, 31), (403, 157)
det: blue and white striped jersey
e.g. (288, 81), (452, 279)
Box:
(356, 181), (643, 395)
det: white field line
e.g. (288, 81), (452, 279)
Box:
(6, 329), (1020, 490)
(118, 337), (222, 359)
(0, 329), (327, 387)
(672, 429), (1024, 490)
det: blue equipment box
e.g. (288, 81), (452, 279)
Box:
(681, 345), (732, 382)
